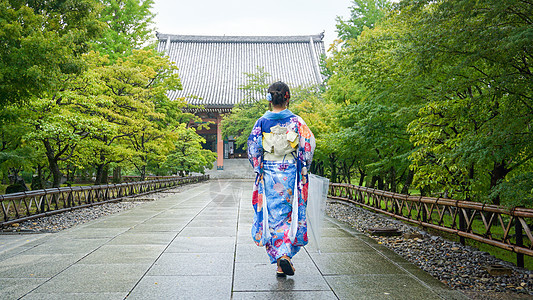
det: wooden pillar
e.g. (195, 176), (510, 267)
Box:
(216, 114), (224, 170)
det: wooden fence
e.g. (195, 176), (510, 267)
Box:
(0, 175), (209, 227)
(329, 183), (533, 268)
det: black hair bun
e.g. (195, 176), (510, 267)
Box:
(267, 81), (290, 106)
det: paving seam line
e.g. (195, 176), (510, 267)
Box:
(303, 241), (341, 299)
(230, 181), (244, 299)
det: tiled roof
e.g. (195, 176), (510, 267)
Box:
(156, 33), (325, 107)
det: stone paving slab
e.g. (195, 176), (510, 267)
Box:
(30, 263), (150, 294)
(232, 290), (339, 300)
(0, 179), (469, 299)
(127, 275), (233, 300)
(22, 292), (126, 300)
(166, 236), (235, 253)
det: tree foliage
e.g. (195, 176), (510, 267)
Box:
(403, 0), (533, 205)
(91, 0), (156, 60)
(336, 0), (393, 41)
(0, 0), (104, 105)
(0, 1), (216, 190)
(327, 0), (533, 206)
(159, 124), (217, 176)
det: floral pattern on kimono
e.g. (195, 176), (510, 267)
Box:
(247, 109), (315, 263)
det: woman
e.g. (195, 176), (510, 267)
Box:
(247, 81), (315, 276)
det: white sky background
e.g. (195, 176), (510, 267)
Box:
(151, 0), (354, 53)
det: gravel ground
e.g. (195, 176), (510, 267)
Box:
(2, 201), (144, 233)
(326, 200), (533, 300)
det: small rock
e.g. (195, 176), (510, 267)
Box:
(366, 227), (402, 236)
(485, 265), (513, 276)
(403, 233), (423, 239)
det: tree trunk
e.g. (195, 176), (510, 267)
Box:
(318, 162), (324, 177)
(31, 165), (46, 190)
(94, 163), (105, 185)
(489, 161), (510, 206)
(43, 140), (62, 188)
(368, 175), (378, 189)
(358, 167), (366, 187)
(377, 175), (384, 190)
(102, 165), (109, 184)
(112, 166), (122, 183)
(341, 161), (348, 183)
(140, 164), (146, 181)
(401, 169), (414, 195)
(389, 167), (397, 193)
(66, 164), (75, 184)
(329, 153), (338, 183)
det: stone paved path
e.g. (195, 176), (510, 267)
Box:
(0, 179), (468, 299)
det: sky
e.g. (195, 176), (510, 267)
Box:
(151, 0), (354, 53)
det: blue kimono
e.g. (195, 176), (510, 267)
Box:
(247, 109), (315, 263)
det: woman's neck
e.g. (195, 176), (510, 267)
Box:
(271, 106), (286, 113)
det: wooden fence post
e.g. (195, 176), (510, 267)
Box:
(515, 218), (524, 268)
(459, 208), (466, 246)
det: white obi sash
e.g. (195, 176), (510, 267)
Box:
(262, 125), (298, 156)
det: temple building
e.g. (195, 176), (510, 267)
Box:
(156, 33), (325, 170)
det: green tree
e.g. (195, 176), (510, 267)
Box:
(91, 0), (155, 60)
(336, 0), (393, 41)
(0, 105), (41, 185)
(158, 124), (217, 176)
(78, 51), (165, 184)
(328, 0), (533, 206)
(327, 7), (420, 189)
(23, 95), (101, 188)
(402, 0), (533, 205)
(115, 50), (202, 180)
(0, 0), (103, 105)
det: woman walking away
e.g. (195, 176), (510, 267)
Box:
(247, 81), (315, 277)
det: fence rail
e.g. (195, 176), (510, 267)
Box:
(110, 176), (182, 183)
(328, 183), (533, 268)
(0, 175), (209, 227)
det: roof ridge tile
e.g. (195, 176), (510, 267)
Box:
(156, 32), (324, 43)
